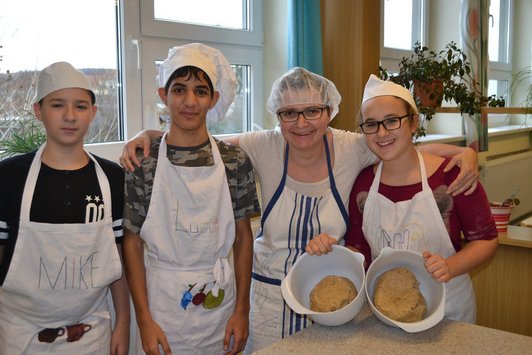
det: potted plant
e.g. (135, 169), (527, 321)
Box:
(378, 41), (505, 137)
(0, 118), (46, 160)
(489, 190), (520, 234)
(509, 65), (532, 112)
(0, 48), (46, 160)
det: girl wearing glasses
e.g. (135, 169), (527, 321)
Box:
(120, 67), (481, 353)
(306, 74), (498, 323)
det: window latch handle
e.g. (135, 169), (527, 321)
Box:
(131, 39), (142, 70)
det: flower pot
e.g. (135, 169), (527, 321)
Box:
(490, 203), (513, 233)
(413, 80), (444, 108)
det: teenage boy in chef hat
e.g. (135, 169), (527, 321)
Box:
(122, 43), (259, 354)
(306, 74), (498, 323)
(0, 61), (130, 354)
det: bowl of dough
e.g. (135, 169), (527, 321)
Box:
(365, 247), (445, 333)
(281, 245), (366, 326)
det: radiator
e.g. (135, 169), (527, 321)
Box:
(482, 150), (532, 222)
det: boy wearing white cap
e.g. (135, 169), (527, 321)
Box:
(307, 74), (498, 323)
(0, 61), (130, 354)
(122, 43), (259, 354)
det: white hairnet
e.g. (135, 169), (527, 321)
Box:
(158, 43), (238, 122)
(34, 61), (94, 103)
(267, 67), (341, 121)
(362, 74), (419, 114)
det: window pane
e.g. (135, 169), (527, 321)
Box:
(0, 0), (121, 145)
(488, 0), (501, 61)
(488, 0), (510, 64)
(155, 63), (251, 134)
(384, 0), (414, 50)
(208, 65), (250, 134)
(488, 79), (508, 101)
(154, 0), (247, 30)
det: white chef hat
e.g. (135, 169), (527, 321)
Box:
(361, 74), (419, 114)
(34, 61), (95, 104)
(267, 67), (342, 121)
(158, 43), (237, 122)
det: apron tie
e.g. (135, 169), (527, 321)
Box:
(211, 257), (231, 297)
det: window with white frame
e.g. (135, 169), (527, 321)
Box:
(380, 0), (426, 73)
(380, 0), (515, 136)
(130, 0), (264, 135)
(488, 0), (512, 126)
(0, 0), (264, 161)
(0, 0), (122, 158)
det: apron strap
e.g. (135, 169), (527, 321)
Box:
(323, 135), (349, 229)
(260, 134), (348, 230)
(251, 272), (281, 286)
(260, 143), (289, 229)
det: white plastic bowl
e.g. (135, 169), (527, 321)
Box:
(366, 247), (445, 333)
(281, 245), (366, 326)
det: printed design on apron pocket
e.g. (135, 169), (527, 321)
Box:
(377, 221), (427, 251)
(180, 281), (225, 310)
(37, 323), (92, 343)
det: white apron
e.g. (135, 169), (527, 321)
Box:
(246, 136), (349, 353)
(362, 151), (475, 323)
(0, 144), (122, 355)
(138, 133), (236, 354)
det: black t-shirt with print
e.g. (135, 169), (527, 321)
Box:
(0, 151), (124, 285)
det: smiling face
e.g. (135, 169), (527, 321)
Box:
(277, 89), (331, 152)
(360, 95), (418, 162)
(33, 88), (97, 149)
(159, 70), (219, 143)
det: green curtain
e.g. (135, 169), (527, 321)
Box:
(287, 0), (323, 74)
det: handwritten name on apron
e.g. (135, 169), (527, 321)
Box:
(38, 251), (103, 289)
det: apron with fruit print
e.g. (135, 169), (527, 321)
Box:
(138, 133), (235, 354)
(0, 144), (122, 354)
(246, 136), (349, 353)
(362, 151), (475, 323)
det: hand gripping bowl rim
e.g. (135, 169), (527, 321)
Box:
(365, 247), (446, 333)
(281, 245), (367, 326)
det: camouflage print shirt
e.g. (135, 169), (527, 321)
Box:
(124, 136), (260, 234)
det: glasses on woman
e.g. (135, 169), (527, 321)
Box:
(277, 106), (328, 122)
(359, 114), (410, 134)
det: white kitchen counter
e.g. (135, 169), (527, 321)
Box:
(499, 225), (532, 248)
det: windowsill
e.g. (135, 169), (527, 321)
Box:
(416, 124), (532, 145)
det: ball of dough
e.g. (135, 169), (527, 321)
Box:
(373, 267), (427, 323)
(309, 275), (358, 312)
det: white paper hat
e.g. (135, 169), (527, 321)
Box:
(362, 74), (419, 114)
(158, 43), (238, 122)
(267, 67), (342, 121)
(34, 61), (94, 103)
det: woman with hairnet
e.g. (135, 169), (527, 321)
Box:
(122, 43), (260, 355)
(120, 66), (480, 352)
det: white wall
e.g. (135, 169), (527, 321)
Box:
(262, 0), (288, 130)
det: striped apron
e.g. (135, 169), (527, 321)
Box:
(246, 135), (348, 353)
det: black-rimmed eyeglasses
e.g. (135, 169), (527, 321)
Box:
(359, 114), (410, 134)
(277, 107), (328, 122)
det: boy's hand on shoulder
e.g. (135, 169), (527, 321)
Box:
(119, 130), (159, 172)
